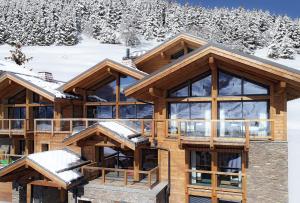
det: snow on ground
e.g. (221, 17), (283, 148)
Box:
(0, 35), (159, 82)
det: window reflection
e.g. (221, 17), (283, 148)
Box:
(243, 80), (268, 95)
(89, 80), (116, 102)
(120, 76), (137, 102)
(87, 106), (116, 119)
(190, 151), (212, 186)
(120, 104), (153, 119)
(219, 71), (242, 96)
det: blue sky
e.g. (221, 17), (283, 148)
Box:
(177, 0), (300, 19)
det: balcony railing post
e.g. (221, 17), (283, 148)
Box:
(141, 120), (144, 136)
(102, 168), (105, 183)
(70, 120), (73, 133)
(148, 171), (152, 188)
(245, 121), (250, 151)
(124, 170), (128, 185)
(8, 119), (11, 137)
(51, 120), (54, 136)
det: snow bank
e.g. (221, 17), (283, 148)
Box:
(28, 149), (83, 183)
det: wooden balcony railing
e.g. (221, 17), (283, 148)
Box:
(186, 169), (245, 192)
(0, 119), (27, 136)
(81, 163), (159, 189)
(0, 154), (24, 168)
(34, 118), (273, 147)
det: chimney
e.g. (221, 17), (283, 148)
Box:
(38, 72), (53, 82)
(123, 48), (131, 60)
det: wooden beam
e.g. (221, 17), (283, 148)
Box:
(275, 81), (286, 95)
(107, 67), (119, 78)
(134, 147), (141, 181)
(26, 183), (31, 203)
(149, 87), (165, 98)
(72, 87), (85, 95)
(30, 180), (60, 188)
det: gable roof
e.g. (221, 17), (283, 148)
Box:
(133, 33), (207, 66)
(0, 149), (87, 189)
(125, 41), (300, 100)
(64, 121), (149, 150)
(63, 59), (148, 92)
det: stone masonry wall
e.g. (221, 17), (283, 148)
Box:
(12, 182), (26, 203)
(247, 141), (288, 203)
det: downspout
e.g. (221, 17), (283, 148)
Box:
(149, 145), (170, 203)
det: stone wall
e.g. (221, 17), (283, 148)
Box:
(12, 182), (26, 203)
(68, 181), (168, 203)
(247, 141), (288, 203)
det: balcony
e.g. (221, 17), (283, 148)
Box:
(81, 162), (159, 189)
(0, 119), (27, 136)
(34, 118), (273, 148)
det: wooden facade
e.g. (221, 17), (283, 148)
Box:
(0, 33), (300, 203)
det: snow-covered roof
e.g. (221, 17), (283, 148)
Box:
(64, 121), (149, 148)
(28, 149), (84, 184)
(0, 60), (76, 100)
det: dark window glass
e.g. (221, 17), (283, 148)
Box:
(219, 200), (241, 203)
(219, 71), (242, 96)
(120, 76), (137, 102)
(171, 49), (184, 60)
(33, 106), (53, 119)
(87, 106), (115, 119)
(191, 75), (212, 97)
(190, 103), (211, 119)
(120, 105), (136, 119)
(8, 90), (26, 104)
(137, 104), (153, 119)
(8, 107), (26, 119)
(169, 85), (189, 97)
(91, 80), (116, 102)
(218, 152), (242, 173)
(219, 102), (243, 119)
(191, 151), (211, 171)
(32, 93), (40, 103)
(189, 196), (211, 203)
(243, 80), (268, 95)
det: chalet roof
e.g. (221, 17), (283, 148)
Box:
(64, 121), (149, 150)
(63, 59), (148, 92)
(133, 33), (207, 66)
(125, 37), (300, 100)
(0, 149), (87, 189)
(0, 71), (76, 101)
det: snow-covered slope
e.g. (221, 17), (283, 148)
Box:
(0, 36), (159, 82)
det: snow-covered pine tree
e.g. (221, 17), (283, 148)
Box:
(5, 43), (32, 65)
(56, 7), (79, 46)
(0, 17), (6, 44)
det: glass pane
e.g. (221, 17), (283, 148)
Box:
(120, 105), (136, 119)
(137, 104), (153, 119)
(190, 151), (212, 186)
(169, 103), (189, 119)
(191, 75), (212, 97)
(190, 103), (211, 119)
(189, 196), (211, 203)
(243, 101), (268, 119)
(120, 76), (137, 101)
(219, 72), (242, 96)
(99, 106), (114, 119)
(219, 200), (241, 203)
(93, 80), (116, 102)
(243, 80), (268, 95)
(219, 102), (242, 119)
(218, 153), (241, 172)
(169, 85), (189, 97)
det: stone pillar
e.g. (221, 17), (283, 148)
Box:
(247, 141), (288, 203)
(12, 181), (26, 203)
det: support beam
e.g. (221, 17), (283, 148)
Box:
(107, 67), (119, 78)
(26, 183), (31, 203)
(209, 57), (218, 148)
(72, 87), (85, 96)
(134, 147), (141, 181)
(149, 87), (165, 98)
(275, 81), (286, 95)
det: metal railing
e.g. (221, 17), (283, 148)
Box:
(0, 119), (27, 135)
(81, 163), (159, 189)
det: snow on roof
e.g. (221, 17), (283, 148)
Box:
(99, 121), (138, 138)
(28, 149), (84, 184)
(0, 60), (37, 76)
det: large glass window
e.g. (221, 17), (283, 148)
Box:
(168, 102), (211, 136)
(168, 73), (211, 98)
(8, 90), (26, 104)
(190, 151), (212, 186)
(89, 79), (117, 102)
(189, 196), (211, 203)
(33, 106), (53, 118)
(87, 106), (116, 119)
(120, 76), (137, 102)
(120, 104), (153, 119)
(217, 152), (242, 189)
(219, 71), (268, 96)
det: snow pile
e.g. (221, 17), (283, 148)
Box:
(28, 149), (83, 183)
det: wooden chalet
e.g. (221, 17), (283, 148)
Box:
(0, 33), (299, 203)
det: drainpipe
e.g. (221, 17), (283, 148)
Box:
(148, 145), (170, 203)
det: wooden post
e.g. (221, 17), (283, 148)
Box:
(134, 147), (141, 181)
(245, 122), (250, 151)
(26, 183), (31, 203)
(102, 168), (105, 183)
(269, 84), (275, 141)
(211, 150), (218, 203)
(124, 170), (128, 185)
(242, 151), (247, 203)
(116, 73), (120, 119)
(185, 149), (190, 194)
(209, 57), (218, 149)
